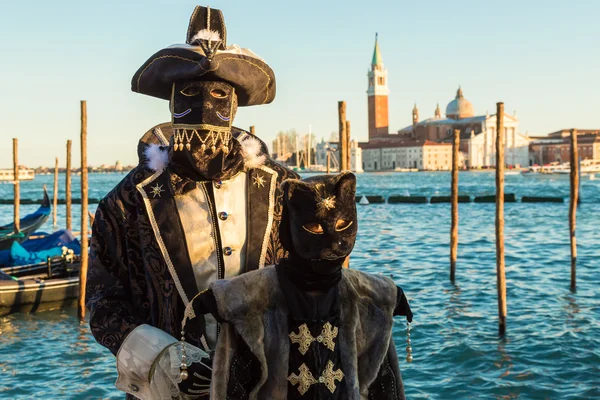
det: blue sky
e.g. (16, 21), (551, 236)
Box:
(1, 0), (599, 168)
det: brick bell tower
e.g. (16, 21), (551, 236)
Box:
(367, 33), (390, 140)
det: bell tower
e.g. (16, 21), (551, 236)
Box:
(367, 33), (389, 140)
(412, 103), (419, 126)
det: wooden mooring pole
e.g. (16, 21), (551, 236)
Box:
(249, 125), (255, 135)
(495, 102), (507, 336)
(569, 128), (578, 292)
(53, 157), (59, 226)
(345, 120), (352, 171)
(338, 101), (348, 171)
(79, 101), (89, 319)
(13, 139), (20, 232)
(450, 128), (460, 282)
(66, 140), (72, 231)
(326, 151), (331, 174)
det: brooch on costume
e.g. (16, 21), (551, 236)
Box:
(318, 196), (336, 212)
(253, 174), (266, 188)
(313, 183), (336, 217)
(150, 183), (165, 198)
(288, 361), (344, 395)
(289, 322), (338, 355)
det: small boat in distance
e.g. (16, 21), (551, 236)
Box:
(0, 187), (51, 250)
(547, 159), (600, 175)
(522, 159), (600, 176)
(0, 168), (35, 181)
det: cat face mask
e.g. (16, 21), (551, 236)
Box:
(281, 172), (358, 263)
(168, 80), (243, 181)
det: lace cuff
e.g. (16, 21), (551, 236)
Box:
(115, 324), (209, 399)
(151, 341), (211, 399)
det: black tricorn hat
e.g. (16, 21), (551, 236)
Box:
(131, 6), (275, 107)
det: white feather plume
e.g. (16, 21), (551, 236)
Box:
(240, 136), (266, 169)
(144, 136), (264, 174)
(145, 144), (169, 172)
(191, 29), (221, 42)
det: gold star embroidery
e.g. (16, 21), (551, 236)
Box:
(253, 174), (266, 188)
(320, 361), (344, 394)
(150, 184), (165, 198)
(289, 324), (314, 356)
(288, 364), (317, 395)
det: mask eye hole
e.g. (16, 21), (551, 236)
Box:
(180, 85), (202, 97)
(335, 219), (353, 232)
(210, 89), (227, 98)
(302, 223), (324, 235)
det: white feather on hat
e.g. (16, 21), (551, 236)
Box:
(190, 29), (221, 43)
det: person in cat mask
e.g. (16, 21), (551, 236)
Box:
(85, 6), (297, 399)
(184, 172), (413, 399)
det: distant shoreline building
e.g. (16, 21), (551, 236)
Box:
(315, 139), (363, 173)
(359, 34), (530, 170)
(529, 129), (600, 165)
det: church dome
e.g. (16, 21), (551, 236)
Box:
(446, 87), (474, 120)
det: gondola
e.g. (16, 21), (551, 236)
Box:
(0, 187), (51, 251)
(0, 254), (80, 316)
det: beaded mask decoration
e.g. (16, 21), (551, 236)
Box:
(172, 125), (233, 154)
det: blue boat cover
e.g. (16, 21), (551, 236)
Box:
(0, 230), (81, 267)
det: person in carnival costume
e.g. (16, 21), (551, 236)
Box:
(184, 172), (413, 399)
(86, 5), (297, 399)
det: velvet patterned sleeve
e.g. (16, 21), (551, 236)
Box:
(86, 197), (146, 356)
(264, 162), (299, 265)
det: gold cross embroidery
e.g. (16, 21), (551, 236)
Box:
(317, 322), (338, 352)
(320, 360), (344, 394)
(289, 324), (313, 355)
(290, 322), (339, 356)
(288, 363), (317, 395)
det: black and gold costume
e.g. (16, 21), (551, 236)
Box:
(86, 5), (298, 398)
(191, 172), (413, 399)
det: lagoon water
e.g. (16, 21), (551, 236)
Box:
(1, 171), (599, 399)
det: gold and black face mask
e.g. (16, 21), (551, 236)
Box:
(281, 172), (358, 263)
(168, 80), (244, 181)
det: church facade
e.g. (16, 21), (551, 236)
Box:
(360, 35), (531, 170)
